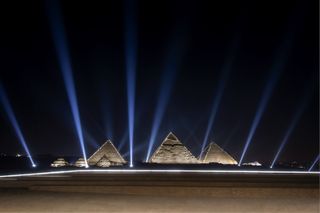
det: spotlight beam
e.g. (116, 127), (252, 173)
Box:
(118, 130), (129, 152)
(0, 84), (36, 167)
(238, 71), (279, 166)
(200, 36), (239, 158)
(98, 83), (113, 140)
(46, 0), (88, 167)
(124, 0), (137, 167)
(144, 34), (185, 162)
(309, 155), (320, 172)
(270, 92), (310, 168)
(238, 29), (296, 166)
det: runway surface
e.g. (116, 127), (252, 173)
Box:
(0, 170), (318, 212)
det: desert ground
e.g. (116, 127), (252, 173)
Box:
(0, 171), (318, 213)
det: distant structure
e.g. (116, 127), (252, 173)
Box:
(243, 161), (262, 166)
(50, 134), (245, 168)
(74, 158), (86, 167)
(199, 142), (237, 165)
(88, 140), (126, 167)
(148, 132), (199, 164)
(51, 158), (69, 167)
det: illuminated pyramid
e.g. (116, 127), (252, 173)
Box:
(199, 142), (237, 165)
(148, 132), (199, 164)
(51, 158), (69, 167)
(74, 158), (87, 167)
(88, 140), (126, 166)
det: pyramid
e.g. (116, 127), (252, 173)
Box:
(51, 158), (69, 167)
(199, 142), (237, 165)
(88, 140), (126, 166)
(96, 155), (111, 168)
(148, 132), (199, 164)
(74, 158), (86, 167)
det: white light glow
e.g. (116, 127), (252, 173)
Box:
(0, 169), (318, 179)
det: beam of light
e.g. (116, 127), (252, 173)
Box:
(309, 155), (320, 171)
(105, 116), (113, 140)
(0, 84), (36, 167)
(238, 3), (307, 166)
(118, 130), (128, 152)
(199, 37), (239, 159)
(222, 124), (240, 149)
(46, 0), (88, 167)
(98, 84), (113, 140)
(83, 130), (99, 150)
(123, 142), (145, 158)
(144, 39), (184, 162)
(124, 0), (137, 167)
(0, 169), (318, 179)
(238, 35), (296, 167)
(270, 94), (310, 168)
(238, 73), (279, 166)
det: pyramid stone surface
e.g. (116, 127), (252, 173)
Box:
(96, 155), (112, 167)
(149, 132), (199, 164)
(88, 140), (126, 166)
(199, 142), (238, 165)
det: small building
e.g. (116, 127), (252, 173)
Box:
(51, 158), (69, 167)
(243, 161), (262, 166)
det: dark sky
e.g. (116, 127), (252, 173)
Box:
(0, 0), (318, 165)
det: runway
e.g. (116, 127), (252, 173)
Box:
(0, 169), (318, 212)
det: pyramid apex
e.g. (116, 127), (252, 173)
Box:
(166, 132), (178, 141)
(101, 140), (114, 147)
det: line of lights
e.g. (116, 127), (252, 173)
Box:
(0, 84), (36, 168)
(0, 169), (318, 179)
(46, 0), (88, 167)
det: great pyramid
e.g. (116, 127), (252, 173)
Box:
(88, 140), (126, 166)
(148, 132), (199, 164)
(199, 142), (237, 165)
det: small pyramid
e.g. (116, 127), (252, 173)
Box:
(51, 158), (69, 167)
(88, 140), (126, 166)
(96, 155), (111, 168)
(149, 132), (199, 164)
(74, 158), (86, 167)
(199, 142), (237, 165)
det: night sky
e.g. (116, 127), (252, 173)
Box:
(0, 0), (318, 165)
